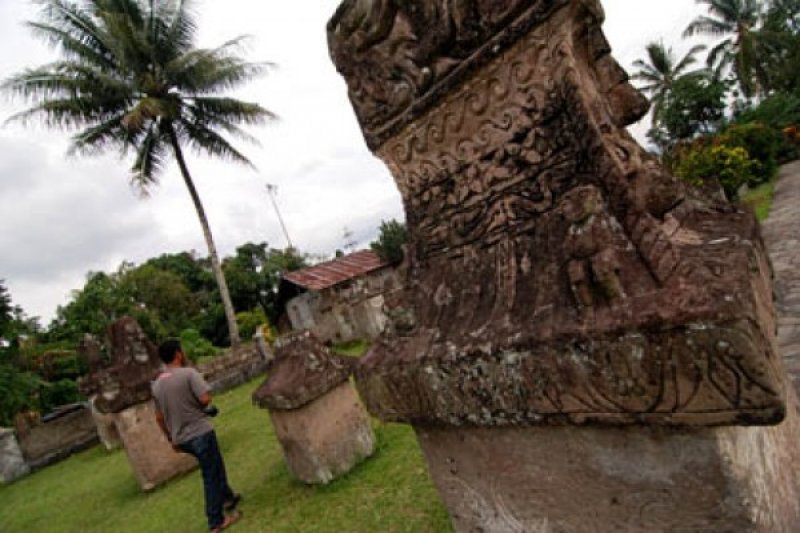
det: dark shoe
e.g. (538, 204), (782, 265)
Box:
(224, 493), (242, 512)
(210, 510), (241, 532)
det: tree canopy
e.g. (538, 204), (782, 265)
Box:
(3, 0), (276, 348)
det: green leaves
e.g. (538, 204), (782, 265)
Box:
(631, 41), (708, 125)
(370, 219), (408, 264)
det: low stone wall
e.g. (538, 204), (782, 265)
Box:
(199, 345), (270, 394)
(17, 404), (99, 471)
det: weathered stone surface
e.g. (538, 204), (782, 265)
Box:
(92, 317), (162, 414)
(416, 384), (800, 532)
(252, 331), (352, 411)
(17, 404), (99, 469)
(0, 428), (30, 484)
(90, 397), (122, 451)
(329, 0), (784, 427)
(268, 381), (375, 485)
(113, 401), (197, 492)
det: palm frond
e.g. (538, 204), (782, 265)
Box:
(684, 15), (734, 37)
(176, 120), (254, 167)
(130, 120), (167, 190)
(674, 44), (708, 75)
(68, 113), (130, 156)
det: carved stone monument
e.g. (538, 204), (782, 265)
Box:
(77, 334), (121, 450)
(328, 0), (800, 529)
(91, 318), (196, 491)
(252, 331), (375, 484)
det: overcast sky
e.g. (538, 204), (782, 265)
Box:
(0, 0), (704, 323)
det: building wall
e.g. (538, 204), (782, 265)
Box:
(286, 267), (398, 343)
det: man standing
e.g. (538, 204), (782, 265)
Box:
(153, 339), (241, 532)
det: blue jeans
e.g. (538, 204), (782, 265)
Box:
(179, 430), (235, 530)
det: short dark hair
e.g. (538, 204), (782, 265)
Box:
(158, 339), (182, 364)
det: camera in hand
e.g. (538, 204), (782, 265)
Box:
(203, 405), (219, 418)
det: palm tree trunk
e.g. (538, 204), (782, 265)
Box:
(166, 124), (241, 348)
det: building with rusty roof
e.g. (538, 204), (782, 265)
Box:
(278, 250), (399, 344)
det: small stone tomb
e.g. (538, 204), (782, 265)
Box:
(252, 331), (374, 484)
(91, 317), (196, 491)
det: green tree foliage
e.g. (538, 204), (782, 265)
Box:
(222, 243), (308, 324)
(0, 281), (12, 338)
(117, 264), (202, 338)
(178, 329), (218, 362)
(49, 263), (202, 343)
(4, 0), (276, 348)
(632, 41), (708, 123)
(684, 0), (767, 96)
(370, 220), (408, 264)
(648, 76), (728, 148)
(717, 122), (781, 182)
(759, 0), (800, 92)
(235, 308), (268, 341)
(143, 252), (215, 294)
(0, 282), (44, 426)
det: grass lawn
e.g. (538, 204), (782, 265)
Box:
(0, 376), (451, 532)
(740, 181), (776, 222)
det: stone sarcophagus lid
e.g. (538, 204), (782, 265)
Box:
(327, 0), (785, 427)
(252, 331), (375, 484)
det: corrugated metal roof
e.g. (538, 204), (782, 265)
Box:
(283, 250), (390, 291)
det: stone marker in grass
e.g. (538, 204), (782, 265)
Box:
(327, 0), (800, 530)
(91, 317), (196, 491)
(252, 331), (375, 484)
(78, 334), (122, 451)
(0, 428), (29, 484)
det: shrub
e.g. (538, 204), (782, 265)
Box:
(39, 379), (82, 413)
(236, 308), (268, 340)
(0, 363), (42, 426)
(717, 123), (781, 185)
(675, 145), (759, 200)
(179, 329), (218, 362)
(734, 93), (800, 163)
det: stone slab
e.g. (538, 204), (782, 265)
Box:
(90, 397), (122, 451)
(268, 381), (375, 485)
(252, 331), (352, 411)
(0, 428), (30, 484)
(113, 401), (197, 492)
(416, 385), (800, 532)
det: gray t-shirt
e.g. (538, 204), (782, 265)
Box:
(151, 367), (213, 445)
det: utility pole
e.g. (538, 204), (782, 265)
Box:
(265, 183), (294, 250)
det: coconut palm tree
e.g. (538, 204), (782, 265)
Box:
(683, 0), (766, 97)
(3, 0), (276, 348)
(631, 41), (708, 123)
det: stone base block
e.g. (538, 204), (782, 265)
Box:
(269, 381), (375, 484)
(0, 428), (30, 484)
(114, 401), (197, 491)
(91, 398), (122, 451)
(416, 389), (800, 532)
